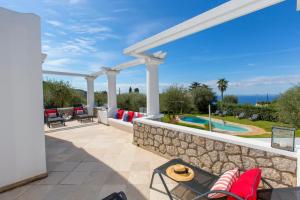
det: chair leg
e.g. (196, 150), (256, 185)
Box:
(150, 171), (156, 189)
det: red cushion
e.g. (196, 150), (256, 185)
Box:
(127, 111), (135, 122)
(45, 109), (57, 117)
(74, 107), (83, 111)
(118, 109), (125, 119)
(228, 168), (261, 200)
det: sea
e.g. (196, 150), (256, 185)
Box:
(217, 95), (279, 105)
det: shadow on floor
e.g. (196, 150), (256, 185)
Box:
(0, 134), (148, 200)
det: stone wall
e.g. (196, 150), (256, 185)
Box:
(133, 121), (297, 188)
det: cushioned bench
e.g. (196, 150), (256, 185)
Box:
(107, 109), (144, 133)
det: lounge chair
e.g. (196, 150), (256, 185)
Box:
(249, 114), (259, 121)
(73, 106), (93, 123)
(213, 110), (220, 115)
(219, 110), (228, 117)
(236, 112), (245, 119)
(44, 108), (65, 128)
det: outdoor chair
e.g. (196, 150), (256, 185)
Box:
(213, 110), (220, 115)
(249, 114), (259, 121)
(151, 158), (283, 200)
(219, 110), (228, 117)
(102, 191), (127, 200)
(73, 106), (93, 123)
(44, 108), (65, 128)
(236, 112), (245, 119)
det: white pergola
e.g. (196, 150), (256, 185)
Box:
(42, 0), (298, 118)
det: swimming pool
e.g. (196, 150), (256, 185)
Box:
(181, 116), (249, 133)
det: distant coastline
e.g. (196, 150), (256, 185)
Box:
(217, 95), (279, 105)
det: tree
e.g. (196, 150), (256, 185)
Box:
(189, 82), (201, 90)
(160, 85), (193, 114)
(117, 93), (146, 111)
(129, 86), (132, 93)
(191, 85), (217, 113)
(134, 88), (139, 93)
(95, 91), (107, 106)
(223, 95), (238, 104)
(217, 78), (229, 100)
(43, 80), (72, 108)
(276, 85), (300, 128)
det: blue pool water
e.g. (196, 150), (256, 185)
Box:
(181, 116), (249, 133)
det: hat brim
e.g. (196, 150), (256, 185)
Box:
(166, 165), (195, 182)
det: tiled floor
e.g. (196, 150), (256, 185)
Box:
(0, 124), (179, 200)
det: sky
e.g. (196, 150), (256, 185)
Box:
(1, 0), (300, 95)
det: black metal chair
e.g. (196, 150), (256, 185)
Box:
(102, 191), (127, 200)
(45, 108), (65, 128)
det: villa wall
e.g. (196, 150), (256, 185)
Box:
(133, 118), (298, 188)
(0, 8), (47, 191)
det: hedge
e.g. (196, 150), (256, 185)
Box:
(217, 103), (278, 121)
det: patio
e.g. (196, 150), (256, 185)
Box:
(0, 124), (183, 200)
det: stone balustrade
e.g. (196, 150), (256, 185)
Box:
(133, 118), (298, 188)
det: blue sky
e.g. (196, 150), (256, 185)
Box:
(1, 0), (300, 95)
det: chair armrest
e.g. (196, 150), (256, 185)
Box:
(191, 190), (244, 200)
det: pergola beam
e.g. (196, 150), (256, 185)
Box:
(124, 0), (284, 55)
(111, 58), (145, 71)
(42, 70), (93, 78)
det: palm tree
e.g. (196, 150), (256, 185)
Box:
(189, 82), (201, 90)
(217, 78), (229, 101)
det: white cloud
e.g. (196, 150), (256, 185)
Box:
(44, 32), (55, 37)
(69, 0), (84, 4)
(113, 8), (132, 13)
(46, 20), (63, 27)
(69, 24), (111, 34)
(46, 58), (73, 67)
(126, 22), (166, 45)
(43, 37), (97, 57)
(229, 75), (300, 88)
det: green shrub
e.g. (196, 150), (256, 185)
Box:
(217, 102), (278, 121)
(117, 93), (146, 111)
(160, 85), (193, 114)
(191, 85), (217, 113)
(276, 85), (300, 128)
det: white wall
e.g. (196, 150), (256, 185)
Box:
(0, 7), (46, 188)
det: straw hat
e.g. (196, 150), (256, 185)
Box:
(166, 164), (195, 182)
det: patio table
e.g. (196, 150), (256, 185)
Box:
(150, 158), (219, 200)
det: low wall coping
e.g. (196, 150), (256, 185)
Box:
(134, 118), (298, 158)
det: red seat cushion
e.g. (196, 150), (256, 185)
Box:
(127, 111), (135, 122)
(45, 109), (57, 117)
(228, 168), (261, 200)
(118, 109), (125, 119)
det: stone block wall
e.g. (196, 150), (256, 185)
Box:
(133, 121), (297, 188)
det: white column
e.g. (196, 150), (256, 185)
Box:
(86, 77), (95, 116)
(146, 59), (161, 117)
(106, 70), (118, 117)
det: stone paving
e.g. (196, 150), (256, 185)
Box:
(0, 124), (178, 200)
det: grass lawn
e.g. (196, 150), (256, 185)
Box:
(162, 114), (300, 138)
(199, 114), (300, 138)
